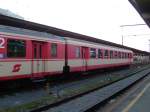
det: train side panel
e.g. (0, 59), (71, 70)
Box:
(0, 35), (33, 80)
(66, 38), (133, 72)
(0, 33), (65, 81)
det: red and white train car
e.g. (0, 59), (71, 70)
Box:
(0, 25), (133, 81)
(66, 38), (133, 72)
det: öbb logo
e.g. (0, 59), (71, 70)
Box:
(12, 64), (22, 72)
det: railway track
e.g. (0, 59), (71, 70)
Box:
(0, 64), (149, 112)
(0, 67), (127, 96)
(30, 66), (150, 112)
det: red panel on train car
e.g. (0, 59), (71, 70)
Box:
(67, 44), (78, 59)
(67, 44), (89, 59)
(26, 40), (32, 59)
(56, 43), (65, 59)
(49, 42), (65, 59)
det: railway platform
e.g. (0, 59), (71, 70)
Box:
(98, 72), (150, 112)
(123, 83), (150, 112)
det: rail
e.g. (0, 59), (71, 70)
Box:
(31, 66), (150, 112)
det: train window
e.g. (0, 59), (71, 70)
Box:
(104, 50), (109, 58)
(121, 52), (123, 58)
(75, 47), (80, 58)
(98, 49), (103, 58)
(7, 39), (26, 58)
(110, 50), (113, 59)
(130, 53), (132, 58)
(118, 52), (121, 59)
(90, 48), (96, 58)
(114, 51), (117, 58)
(124, 53), (126, 58)
(128, 53), (130, 58)
(34, 46), (37, 58)
(129, 53), (132, 58)
(39, 45), (42, 58)
(124, 53), (125, 58)
(122, 52), (125, 58)
(123, 53), (125, 58)
(125, 53), (128, 58)
(120, 52), (122, 58)
(51, 43), (57, 57)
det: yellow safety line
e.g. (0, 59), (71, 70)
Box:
(122, 83), (150, 112)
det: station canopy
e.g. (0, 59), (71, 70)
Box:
(129, 0), (150, 27)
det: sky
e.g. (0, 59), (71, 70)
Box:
(0, 0), (150, 51)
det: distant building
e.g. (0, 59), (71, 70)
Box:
(0, 8), (24, 19)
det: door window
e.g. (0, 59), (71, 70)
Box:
(33, 43), (43, 59)
(75, 47), (80, 58)
(51, 43), (57, 57)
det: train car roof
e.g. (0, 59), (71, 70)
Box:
(0, 25), (64, 41)
(129, 0), (150, 28)
(0, 14), (149, 55)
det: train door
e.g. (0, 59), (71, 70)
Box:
(82, 47), (88, 71)
(32, 42), (45, 77)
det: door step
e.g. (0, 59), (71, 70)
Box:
(31, 77), (46, 83)
(82, 72), (89, 75)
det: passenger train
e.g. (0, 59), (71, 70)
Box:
(0, 25), (133, 81)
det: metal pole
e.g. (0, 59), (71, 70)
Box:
(120, 26), (124, 46)
(149, 40), (150, 52)
(120, 24), (146, 27)
(122, 35), (123, 45)
(63, 37), (70, 74)
(120, 24), (147, 46)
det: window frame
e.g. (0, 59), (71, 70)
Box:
(110, 50), (113, 59)
(51, 43), (57, 58)
(104, 49), (109, 59)
(128, 53), (130, 59)
(125, 53), (128, 59)
(90, 48), (96, 58)
(118, 52), (121, 59)
(98, 49), (103, 59)
(114, 51), (118, 59)
(75, 46), (80, 58)
(7, 38), (26, 58)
